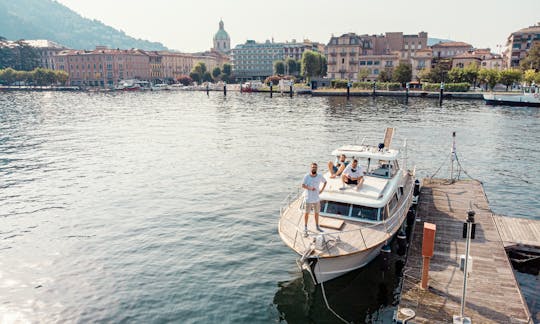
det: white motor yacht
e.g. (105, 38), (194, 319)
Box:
(278, 129), (416, 284)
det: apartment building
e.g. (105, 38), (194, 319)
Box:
(431, 41), (473, 59)
(451, 49), (503, 70)
(54, 47), (151, 87)
(23, 40), (67, 70)
(326, 31), (429, 81)
(231, 39), (323, 81)
(504, 23), (540, 68)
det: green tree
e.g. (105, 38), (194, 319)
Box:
(520, 42), (540, 71)
(524, 69), (537, 85)
(222, 63), (232, 76)
(202, 71), (213, 82)
(191, 62), (207, 78)
(357, 68), (370, 81)
(189, 71), (201, 83)
(0, 67), (17, 85)
(478, 68), (499, 90)
(33, 67), (48, 86)
(301, 50), (322, 82)
(448, 68), (464, 83)
(14, 40), (39, 71)
(274, 60), (285, 75)
(378, 68), (392, 82)
(212, 67), (221, 80)
(320, 55), (327, 77)
(392, 62), (412, 84)
(423, 59), (452, 83)
(499, 69), (522, 91)
(285, 58), (297, 76)
(55, 70), (68, 85)
(462, 63), (479, 85)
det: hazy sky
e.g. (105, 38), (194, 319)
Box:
(56, 0), (539, 53)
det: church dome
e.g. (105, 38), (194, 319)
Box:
(214, 20), (230, 40)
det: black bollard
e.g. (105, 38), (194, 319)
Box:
(206, 84), (209, 96)
(289, 85), (293, 98)
(347, 81), (350, 100)
(270, 82), (273, 98)
(372, 81), (376, 96)
(224, 82), (227, 97)
(439, 82), (444, 106)
(405, 82), (410, 103)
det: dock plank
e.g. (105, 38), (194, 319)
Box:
(396, 179), (532, 323)
(493, 214), (540, 248)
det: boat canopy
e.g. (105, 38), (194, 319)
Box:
(331, 145), (399, 161)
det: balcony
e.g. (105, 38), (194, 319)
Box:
(339, 52), (347, 57)
(349, 52), (356, 56)
(338, 68), (347, 73)
(328, 61), (337, 65)
(329, 52), (337, 57)
(349, 60), (357, 65)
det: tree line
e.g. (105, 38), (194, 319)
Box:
(0, 67), (69, 86)
(0, 37), (41, 71)
(183, 62), (233, 85)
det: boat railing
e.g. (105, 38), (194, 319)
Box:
(279, 188), (302, 218)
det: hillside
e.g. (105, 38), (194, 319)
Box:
(0, 0), (167, 50)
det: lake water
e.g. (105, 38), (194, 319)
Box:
(1, 91), (539, 323)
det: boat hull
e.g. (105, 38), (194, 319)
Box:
(305, 243), (385, 283)
(484, 94), (540, 107)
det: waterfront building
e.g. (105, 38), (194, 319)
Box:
(451, 49), (503, 70)
(431, 41), (473, 59)
(325, 31), (429, 82)
(54, 47), (150, 87)
(23, 40), (67, 70)
(213, 19), (231, 54)
(161, 52), (195, 80)
(231, 39), (323, 81)
(503, 23), (540, 68)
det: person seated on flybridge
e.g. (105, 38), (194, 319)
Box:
(341, 159), (364, 190)
(327, 154), (348, 178)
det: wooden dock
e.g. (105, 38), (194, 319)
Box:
(396, 179), (533, 323)
(493, 214), (540, 249)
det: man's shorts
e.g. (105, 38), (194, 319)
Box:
(332, 165), (339, 173)
(304, 201), (321, 213)
(344, 178), (358, 185)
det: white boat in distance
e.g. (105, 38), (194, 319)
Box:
(278, 129), (416, 284)
(484, 87), (540, 107)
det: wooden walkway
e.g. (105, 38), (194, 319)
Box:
(396, 179), (532, 323)
(493, 214), (540, 249)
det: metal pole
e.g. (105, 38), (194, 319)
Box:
(460, 220), (472, 318)
(451, 131), (456, 182)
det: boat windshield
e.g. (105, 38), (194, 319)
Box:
(320, 200), (380, 221)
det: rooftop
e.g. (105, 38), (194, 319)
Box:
(431, 41), (472, 48)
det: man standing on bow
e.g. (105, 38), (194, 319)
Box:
(302, 162), (327, 235)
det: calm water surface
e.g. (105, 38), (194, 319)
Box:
(1, 91), (539, 323)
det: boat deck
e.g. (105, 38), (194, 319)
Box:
(396, 179), (531, 323)
(493, 214), (540, 249)
(278, 175), (413, 258)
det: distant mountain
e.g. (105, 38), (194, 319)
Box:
(428, 38), (454, 46)
(0, 0), (167, 50)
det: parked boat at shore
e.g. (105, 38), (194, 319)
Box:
(278, 129), (417, 284)
(115, 79), (151, 91)
(484, 87), (540, 107)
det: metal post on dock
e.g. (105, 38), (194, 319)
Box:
(439, 82), (445, 106)
(223, 81), (227, 97)
(347, 81), (351, 100)
(270, 81), (273, 98)
(405, 82), (410, 103)
(453, 209), (475, 324)
(289, 81), (293, 98)
(206, 83), (209, 96)
(450, 132), (456, 183)
(372, 81), (376, 96)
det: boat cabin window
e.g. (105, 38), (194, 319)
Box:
(321, 200), (381, 221)
(351, 205), (379, 221)
(324, 201), (350, 216)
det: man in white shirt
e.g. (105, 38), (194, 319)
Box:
(342, 159), (364, 190)
(302, 162), (327, 235)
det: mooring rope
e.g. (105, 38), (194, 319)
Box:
(316, 256), (351, 324)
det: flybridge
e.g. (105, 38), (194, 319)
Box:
(331, 145), (400, 161)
